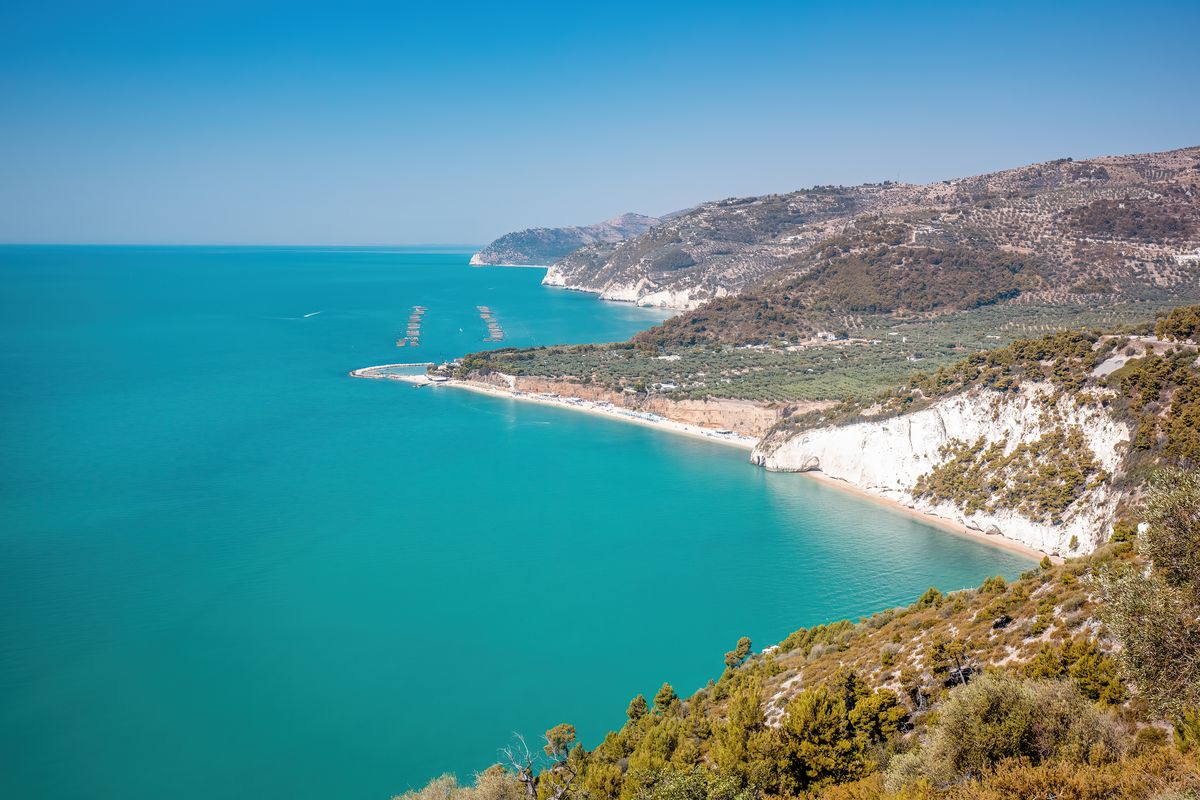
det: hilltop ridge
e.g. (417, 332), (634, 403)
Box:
(544, 145), (1200, 311)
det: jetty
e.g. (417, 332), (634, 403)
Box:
(396, 305), (427, 348)
(477, 305), (505, 342)
(349, 363), (435, 381)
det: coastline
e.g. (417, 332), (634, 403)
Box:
(794, 470), (1049, 562)
(351, 366), (755, 450)
(351, 365), (1048, 560)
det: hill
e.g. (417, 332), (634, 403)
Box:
(544, 146), (1200, 311)
(408, 150), (1200, 800)
(470, 213), (661, 266)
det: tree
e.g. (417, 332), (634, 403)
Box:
(783, 685), (858, 788)
(1141, 468), (1200, 598)
(780, 672), (907, 792)
(724, 636), (752, 669)
(1102, 468), (1200, 716)
(898, 666), (928, 711)
(543, 724), (576, 762)
(500, 726), (577, 800)
(1155, 305), (1200, 342)
(500, 735), (539, 800)
(929, 637), (971, 686)
(541, 725), (578, 800)
(710, 678), (787, 795)
(626, 723), (678, 778)
(915, 587), (944, 609)
(654, 682), (679, 715)
(626, 694), (648, 722)
(1023, 637), (1126, 706)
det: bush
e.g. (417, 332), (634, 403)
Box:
(945, 747), (1200, 799)
(979, 576), (1007, 594)
(638, 768), (750, 800)
(1022, 637), (1126, 705)
(392, 769), (525, 800)
(884, 673), (1120, 790)
(1103, 469), (1200, 716)
(1156, 305), (1200, 342)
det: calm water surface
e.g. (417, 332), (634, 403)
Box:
(0, 247), (1033, 799)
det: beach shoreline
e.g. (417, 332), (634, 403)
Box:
(351, 364), (1049, 560)
(351, 365), (756, 450)
(794, 470), (1050, 561)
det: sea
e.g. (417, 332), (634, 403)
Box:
(0, 246), (1033, 799)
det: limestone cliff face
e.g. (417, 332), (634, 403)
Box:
(541, 266), (733, 310)
(751, 385), (1132, 555)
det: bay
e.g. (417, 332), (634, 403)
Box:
(0, 246), (1032, 799)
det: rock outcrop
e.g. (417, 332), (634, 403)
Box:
(751, 384), (1132, 556)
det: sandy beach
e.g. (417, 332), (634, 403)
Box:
(351, 365), (756, 450)
(795, 469), (1051, 562)
(351, 364), (1050, 560)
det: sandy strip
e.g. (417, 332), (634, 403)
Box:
(353, 368), (756, 450)
(352, 366), (1048, 560)
(795, 470), (1049, 561)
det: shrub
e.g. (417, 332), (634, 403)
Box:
(884, 674), (1120, 789)
(639, 767), (750, 800)
(1022, 637), (1126, 705)
(1103, 469), (1200, 716)
(915, 587), (945, 609)
(944, 747), (1200, 799)
(1156, 304), (1200, 342)
(979, 575), (1007, 594)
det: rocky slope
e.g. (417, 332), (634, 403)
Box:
(470, 213), (660, 266)
(544, 146), (1200, 311)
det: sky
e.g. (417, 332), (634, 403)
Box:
(0, 0), (1197, 245)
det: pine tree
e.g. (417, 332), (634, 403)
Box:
(653, 682), (679, 714)
(724, 636), (753, 669)
(626, 694), (648, 722)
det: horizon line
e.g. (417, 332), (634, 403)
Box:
(0, 241), (486, 249)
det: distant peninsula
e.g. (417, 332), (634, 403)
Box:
(470, 212), (661, 266)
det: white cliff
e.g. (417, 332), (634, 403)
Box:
(751, 384), (1132, 556)
(541, 268), (723, 310)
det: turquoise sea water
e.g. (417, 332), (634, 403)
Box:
(0, 247), (1033, 799)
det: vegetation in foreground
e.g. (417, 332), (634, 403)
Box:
(397, 471), (1200, 800)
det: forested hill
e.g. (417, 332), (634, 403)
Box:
(470, 213), (661, 266)
(545, 145), (1200, 313)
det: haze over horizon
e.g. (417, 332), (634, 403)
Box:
(1, 0), (1198, 246)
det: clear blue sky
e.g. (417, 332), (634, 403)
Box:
(1, 0), (1197, 245)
